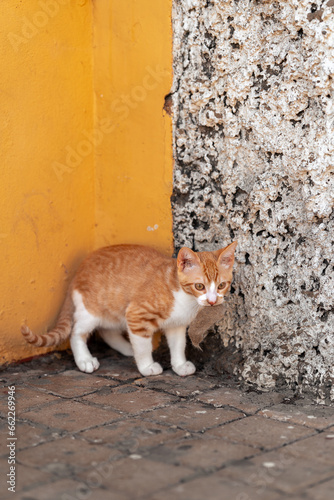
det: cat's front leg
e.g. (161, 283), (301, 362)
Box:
(128, 331), (163, 377)
(165, 326), (196, 377)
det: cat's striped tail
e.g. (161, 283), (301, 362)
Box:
(21, 292), (74, 347)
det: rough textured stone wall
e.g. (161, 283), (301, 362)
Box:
(172, 0), (334, 400)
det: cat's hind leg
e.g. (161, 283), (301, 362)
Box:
(70, 290), (100, 373)
(99, 328), (134, 357)
(165, 326), (196, 376)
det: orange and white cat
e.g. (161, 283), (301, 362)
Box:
(22, 242), (237, 377)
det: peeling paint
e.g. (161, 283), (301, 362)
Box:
(147, 224), (159, 232)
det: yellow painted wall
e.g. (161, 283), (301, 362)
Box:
(0, 0), (173, 365)
(93, 0), (173, 252)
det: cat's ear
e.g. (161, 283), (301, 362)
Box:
(177, 247), (201, 273)
(216, 241), (237, 269)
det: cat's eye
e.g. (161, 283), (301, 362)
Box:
(195, 283), (205, 291)
(218, 282), (227, 290)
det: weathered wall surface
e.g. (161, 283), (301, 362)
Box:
(172, 0), (334, 400)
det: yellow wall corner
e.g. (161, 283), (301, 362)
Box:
(0, 0), (173, 365)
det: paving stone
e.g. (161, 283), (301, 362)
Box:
(23, 370), (117, 398)
(82, 385), (177, 414)
(0, 386), (59, 418)
(0, 387), (14, 417)
(0, 418), (50, 455)
(18, 477), (128, 500)
(207, 415), (315, 450)
(134, 370), (216, 397)
(0, 386), (45, 417)
(281, 431), (334, 466)
(149, 473), (284, 500)
(17, 435), (122, 474)
(20, 400), (121, 432)
(259, 402), (334, 430)
(9, 463), (53, 496)
(0, 419), (8, 456)
(1, 349), (332, 500)
(77, 457), (193, 497)
(79, 418), (186, 453)
(0, 379), (8, 389)
(305, 476), (334, 500)
(324, 425), (334, 437)
(0, 456), (53, 499)
(0, 456), (16, 500)
(146, 436), (259, 471)
(218, 449), (334, 495)
(142, 400), (245, 432)
(0, 368), (54, 387)
(196, 387), (284, 414)
(15, 420), (57, 450)
(96, 358), (141, 381)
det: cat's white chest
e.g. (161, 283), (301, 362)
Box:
(162, 289), (200, 329)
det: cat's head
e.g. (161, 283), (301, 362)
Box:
(176, 241), (237, 307)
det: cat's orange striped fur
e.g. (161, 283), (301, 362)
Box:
(22, 242), (237, 377)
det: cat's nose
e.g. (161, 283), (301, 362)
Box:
(207, 299), (216, 306)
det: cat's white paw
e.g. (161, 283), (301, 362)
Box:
(139, 362), (163, 377)
(77, 357), (100, 373)
(173, 361), (196, 377)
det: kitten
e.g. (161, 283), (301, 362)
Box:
(22, 242), (237, 377)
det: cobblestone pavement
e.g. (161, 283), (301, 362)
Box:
(1, 344), (334, 500)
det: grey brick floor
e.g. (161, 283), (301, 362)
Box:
(1, 344), (334, 500)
